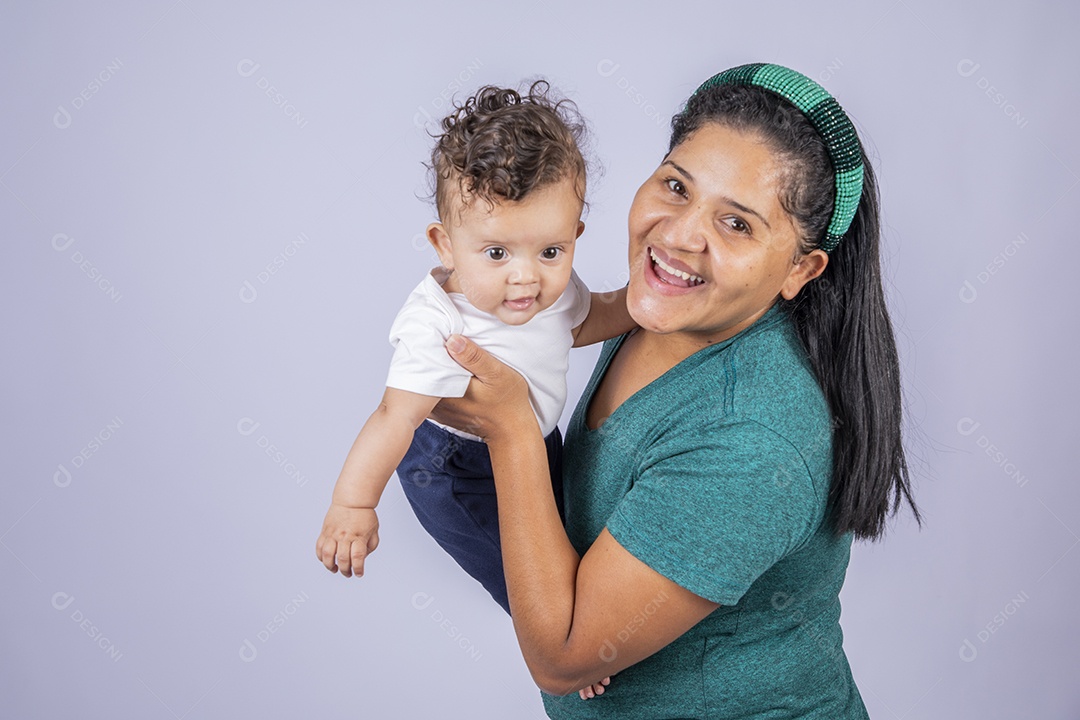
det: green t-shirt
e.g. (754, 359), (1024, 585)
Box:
(541, 303), (869, 719)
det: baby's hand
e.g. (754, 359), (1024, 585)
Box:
(316, 504), (380, 578)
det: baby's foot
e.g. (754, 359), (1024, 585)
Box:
(578, 676), (610, 700)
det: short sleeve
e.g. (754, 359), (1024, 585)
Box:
(567, 270), (592, 329)
(385, 295), (471, 398)
(605, 420), (818, 605)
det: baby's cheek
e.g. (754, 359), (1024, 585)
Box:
(545, 273), (573, 303)
(487, 294), (513, 316)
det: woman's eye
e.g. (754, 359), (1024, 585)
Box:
(486, 248), (506, 260)
(665, 178), (687, 196)
(541, 247), (561, 260)
(727, 218), (750, 234)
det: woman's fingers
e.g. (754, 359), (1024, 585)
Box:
(445, 334), (501, 382)
(433, 334), (532, 440)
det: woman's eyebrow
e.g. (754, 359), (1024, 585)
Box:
(661, 160), (771, 229)
(728, 197), (771, 229)
(662, 159), (695, 183)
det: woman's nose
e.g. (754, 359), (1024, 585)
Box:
(662, 205), (709, 253)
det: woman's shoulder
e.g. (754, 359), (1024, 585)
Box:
(731, 315), (826, 408)
(679, 310), (827, 419)
(584, 312), (831, 465)
(721, 315), (833, 474)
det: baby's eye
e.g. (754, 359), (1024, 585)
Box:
(485, 247), (507, 261)
(541, 247), (561, 260)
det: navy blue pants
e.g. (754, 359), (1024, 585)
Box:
(396, 420), (565, 616)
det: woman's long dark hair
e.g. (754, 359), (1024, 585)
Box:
(670, 83), (920, 541)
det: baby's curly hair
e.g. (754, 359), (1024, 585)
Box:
(429, 80), (589, 222)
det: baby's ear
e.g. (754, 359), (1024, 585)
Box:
(576, 220), (585, 239)
(426, 223), (454, 270)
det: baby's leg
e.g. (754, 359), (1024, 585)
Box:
(396, 422), (568, 617)
(397, 421), (511, 614)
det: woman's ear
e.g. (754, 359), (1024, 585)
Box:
(780, 249), (829, 300)
(426, 223), (454, 271)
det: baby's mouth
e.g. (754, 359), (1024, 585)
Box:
(650, 248), (705, 287)
(504, 297), (536, 311)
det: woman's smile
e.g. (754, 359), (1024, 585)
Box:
(646, 246), (706, 291)
(625, 123), (808, 347)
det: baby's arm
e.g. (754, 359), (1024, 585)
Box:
(572, 286), (636, 348)
(316, 387), (440, 578)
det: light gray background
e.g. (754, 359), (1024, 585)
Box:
(3, 1), (1077, 718)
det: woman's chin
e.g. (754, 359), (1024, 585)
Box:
(627, 295), (689, 335)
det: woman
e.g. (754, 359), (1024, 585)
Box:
(434, 63), (920, 719)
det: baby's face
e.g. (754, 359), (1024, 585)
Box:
(431, 178), (584, 325)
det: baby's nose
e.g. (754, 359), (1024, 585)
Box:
(509, 262), (540, 284)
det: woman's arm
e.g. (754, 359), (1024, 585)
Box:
(571, 286), (637, 348)
(436, 336), (719, 696)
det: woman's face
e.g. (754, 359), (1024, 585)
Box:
(626, 122), (826, 346)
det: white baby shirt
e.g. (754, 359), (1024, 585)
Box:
(385, 267), (591, 438)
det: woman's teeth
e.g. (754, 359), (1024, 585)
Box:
(650, 249), (705, 286)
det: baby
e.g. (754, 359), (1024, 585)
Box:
(315, 82), (634, 634)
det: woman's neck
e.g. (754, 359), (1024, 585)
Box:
(635, 302), (778, 366)
(632, 330), (708, 372)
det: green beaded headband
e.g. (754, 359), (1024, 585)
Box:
(693, 63), (864, 253)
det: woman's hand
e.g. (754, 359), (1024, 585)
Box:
(435, 341), (720, 697)
(429, 334), (538, 442)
